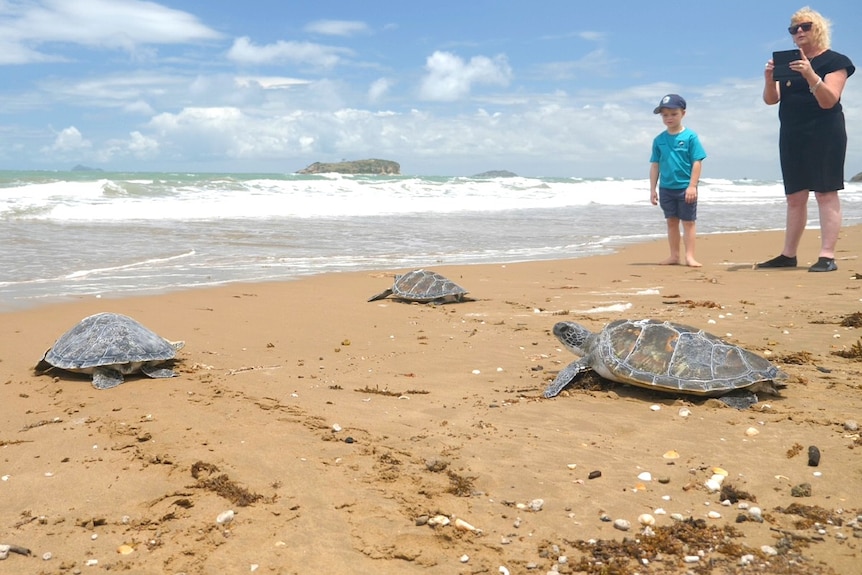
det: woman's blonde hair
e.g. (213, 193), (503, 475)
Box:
(791, 6), (831, 49)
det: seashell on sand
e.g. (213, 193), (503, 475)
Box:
(216, 510), (235, 525)
(427, 515), (450, 527)
(638, 513), (656, 526)
(454, 518), (480, 532)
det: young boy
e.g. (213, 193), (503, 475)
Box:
(649, 94), (707, 267)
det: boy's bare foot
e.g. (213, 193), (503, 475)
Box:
(659, 256), (680, 265)
(686, 259), (702, 267)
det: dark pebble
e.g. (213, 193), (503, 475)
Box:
(791, 482), (812, 497)
(344, 437), (355, 444)
(807, 445), (821, 467)
(588, 470), (602, 480)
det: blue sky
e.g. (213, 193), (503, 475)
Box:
(1, 0), (860, 178)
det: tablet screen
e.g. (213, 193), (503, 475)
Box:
(773, 50), (801, 82)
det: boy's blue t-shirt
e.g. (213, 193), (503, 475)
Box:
(650, 128), (707, 189)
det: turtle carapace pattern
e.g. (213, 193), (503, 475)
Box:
(543, 319), (786, 405)
(35, 312), (184, 390)
(368, 269), (468, 304)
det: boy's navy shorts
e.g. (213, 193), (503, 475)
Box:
(659, 187), (697, 221)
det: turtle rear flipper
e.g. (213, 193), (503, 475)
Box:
(92, 368), (124, 390)
(716, 391), (759, 410)
(543, 360), (590, 398)
(368, 288), (393, 302)
(141, 365), (177, 379)
(35, 353), (55, 375)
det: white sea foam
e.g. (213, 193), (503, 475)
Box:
(1, 171), (860, 309)
(0, 175), (830, 222)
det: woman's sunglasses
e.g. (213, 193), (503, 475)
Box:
(788, 22), (813, 35)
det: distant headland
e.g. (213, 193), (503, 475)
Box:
(471, 170), (518, 178)
(296, 159), (400, 175)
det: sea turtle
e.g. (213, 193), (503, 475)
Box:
(35, 312), (184, 390)
(543, 319), (786, 407)
(368, 269), (468, 304)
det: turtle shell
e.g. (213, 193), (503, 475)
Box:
(389, 269), (468, 303)
(587, 319), (784, 395)
(38, 312), (180, 372)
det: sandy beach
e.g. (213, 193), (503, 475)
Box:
(2, 227), (861, 574)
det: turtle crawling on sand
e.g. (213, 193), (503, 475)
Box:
(35, 312), (184, 390)
(544, 319), (786, 408)
(368, 269), (468, 304)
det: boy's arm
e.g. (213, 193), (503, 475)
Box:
(649, 162), (659, 205)
(685, 160), (702, 203)
(689, 159), (702, 187)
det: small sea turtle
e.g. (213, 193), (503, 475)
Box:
(35, 312), (184, 390)
(543, 319), (786, 407)
(368, 269), (468, 304)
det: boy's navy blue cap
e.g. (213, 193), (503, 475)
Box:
(653, 94), (686, 114)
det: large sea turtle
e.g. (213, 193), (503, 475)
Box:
(543, 319), (786, 407)
(35, 312), (184, 390)
(368, 269), (468, 304)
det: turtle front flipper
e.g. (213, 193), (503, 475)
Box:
(367, 288), (393, 302)
(92, 368), (125, 390)
(141, 365), (177, 379)
(543, 359), (590, 398)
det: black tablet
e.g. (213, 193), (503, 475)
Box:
(772, 49), (802, 82)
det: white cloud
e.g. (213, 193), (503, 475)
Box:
(304, 20), (369, 37)
(123, 100), (156, 115)
(44, 126), (91, 152)
(368, 78), (392, 102)
(226, 36), (352, 68)
(0, 38), (63, 65)
(0, 0), (221, 62)
(419, 51), (512, 101)
(234, 76), (311, 90)
(127, 131), (159, 156)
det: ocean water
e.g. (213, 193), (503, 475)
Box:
(2, 170), (860, 311)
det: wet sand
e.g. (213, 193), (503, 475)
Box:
(1, 227), (861, 574)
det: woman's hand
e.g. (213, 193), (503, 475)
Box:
(791, 50), (819, 84)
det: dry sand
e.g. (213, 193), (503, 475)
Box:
(1, 227), (861, 574)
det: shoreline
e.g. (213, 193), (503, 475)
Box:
(2, 227), (861, 573)
(0, 225), (840, 315)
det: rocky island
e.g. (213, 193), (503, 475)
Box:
(471, 170), (518, 178)
(296, 159), (400, 175)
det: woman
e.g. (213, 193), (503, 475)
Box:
(757, 7), (855, 272)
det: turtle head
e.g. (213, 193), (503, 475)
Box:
(553, 322), (591, 355)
